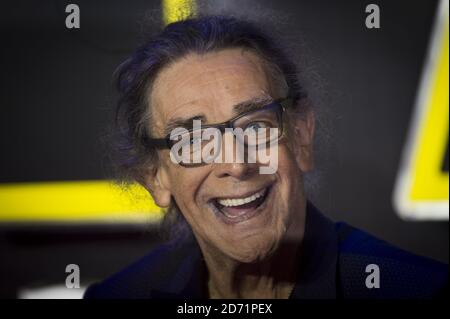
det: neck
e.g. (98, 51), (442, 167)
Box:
(201, 204), (306, 299)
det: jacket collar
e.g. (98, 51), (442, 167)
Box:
(289, 201), (338, 298)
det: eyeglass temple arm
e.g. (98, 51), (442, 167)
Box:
(143, 136), (170, 149)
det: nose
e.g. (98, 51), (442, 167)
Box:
(213, 161), (258, 179)
(212, 131), (258, 179)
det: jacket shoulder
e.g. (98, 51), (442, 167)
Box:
(84, 238), (194, 299)
(335, 222), (448, 299)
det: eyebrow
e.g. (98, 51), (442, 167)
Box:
(164, 115), (206, 136)
(232, 95), (274, 114)
(163, 95), (275, 135)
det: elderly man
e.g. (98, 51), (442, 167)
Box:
(85, 15), (447, 299)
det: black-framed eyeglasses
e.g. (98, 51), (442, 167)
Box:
(143, 96), (293, 165)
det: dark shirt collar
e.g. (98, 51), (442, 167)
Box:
(152, 201), (339, 299)
(289, 201), (338, 298)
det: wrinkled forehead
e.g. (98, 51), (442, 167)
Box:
(148, 48), (282, 135)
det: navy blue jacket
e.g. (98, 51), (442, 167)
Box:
(84, 202), (448, 299)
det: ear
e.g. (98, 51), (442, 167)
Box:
(292, 109), (315, 172)
(142, 164), (172, 208)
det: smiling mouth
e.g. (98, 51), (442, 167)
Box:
(209, 185), (272, 224)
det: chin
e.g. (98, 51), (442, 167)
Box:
(223, 234), (281, 263)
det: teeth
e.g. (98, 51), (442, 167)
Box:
(218, 188), (266, 207)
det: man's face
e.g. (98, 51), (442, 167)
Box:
(147, 48), (314, 263)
